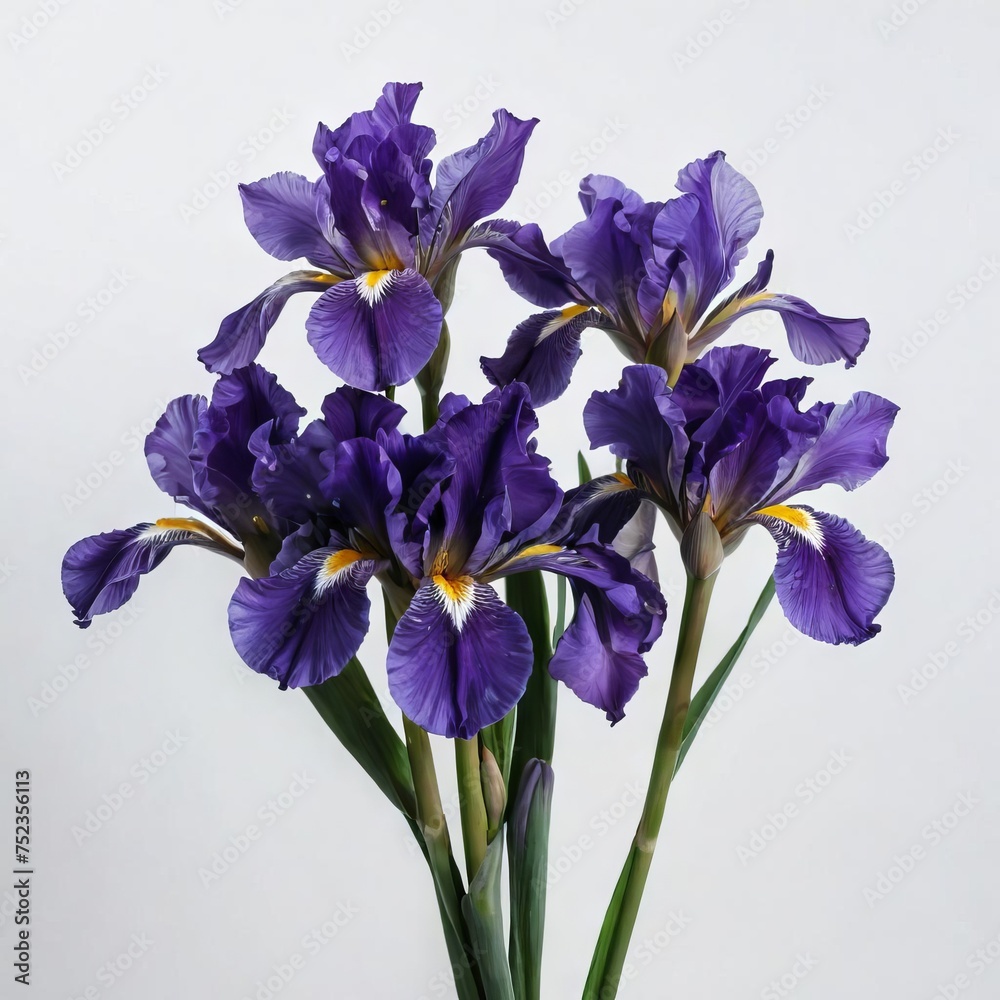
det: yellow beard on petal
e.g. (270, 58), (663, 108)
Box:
(754, 504), (824, 549)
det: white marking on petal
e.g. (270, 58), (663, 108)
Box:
(432, 576), (478, 632)
(355, 270), (396, 306)
(755, 505), (825, 551)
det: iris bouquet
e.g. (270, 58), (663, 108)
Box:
(62, 82), (897, 998)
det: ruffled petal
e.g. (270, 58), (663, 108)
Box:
(768, 391), (900, 502)
(228, 548), (378, 688)
(752, 506), (893, 645)
(667, 152), (763, 324)
(482, 220), (582, 308)
(144, 395), (214, 521)
(694, 253), (871, 368)
(199, 272), (334, 373)
(305, 268), (442, 390)
(385, 579), (533, 739)
(424, 110), (538, 245)
(319, 384), (405, 441)
(548, 593), (649, 724)
(62, 520), (237, 627)
(239, 172), (340, 271)
(480, 306), (601, 406)
(584, 365), (690, 508)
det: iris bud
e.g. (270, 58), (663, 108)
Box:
(680, 512), (724, 580)
(480, 746), (507, 841)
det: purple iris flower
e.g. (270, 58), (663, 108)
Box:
(482, 153), (871, 405)
(198, 82), (539, 391)
(229, 382), (665, 737)
(62, 364), (306, 626)
(584, 346), (899, 645)
(64, 376), (665, 738)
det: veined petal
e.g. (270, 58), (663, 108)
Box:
(228, 548), (379, 688)
(199, 271), (335, 373)
(584, 365), (689, 507)
(751, 505), (893, 645)
(386, 579), (533, 739)
(669, 152), (763, 324)
(62, 519), (240, 627)
(480, 306), (600, 406)
(305, 268), (442, 390)
(425, 110), (538, 246)
(239, 172), (341, 271)
(144, 395), (214, 522)
(483, 220), (582, 308)
(548, 593), (649, 724)
(320, 384), (405, 441)
(768, 391), (900, 502)
(695, 253), (870, 368)
(497, 535), (665, 722)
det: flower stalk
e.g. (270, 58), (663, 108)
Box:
(587, 570), (716, 998)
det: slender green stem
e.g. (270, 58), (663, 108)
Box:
(592, 572), (717, 997)
(456, 737), (488, 881)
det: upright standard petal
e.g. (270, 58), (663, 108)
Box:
(480, 306), (601, 406)
(425, 110), (538, 245)
(584, 365), (690, 509)
(199, 272), (336, 373)
(751, 505), (893, 645)
(144, 395), (215, 522)
(668, 152), (763, 324)
(239, 173), (340, 271)
(228, 547), (379, 688)
(386, 579), (534, 739)
(305, 268), (442, 390)
(62, 520), (238, 627)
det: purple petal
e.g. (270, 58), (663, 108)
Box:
(320, 385), (405, 441)
(484, 221), (582, 309)
(372, 82), (424, 131)
(228, 548), (378, 688)
(199, 271), (333, 373)
(480, 307), (600, 406)
(695, 253), (871, 368)
(552, 196), (645, 321)
(144, 395), (214, 521)
(239, 172), (341, 271)
(768, 391), (900, 501)
(752, 506), (893, 645)
(194, 365), (305, 529)
(578, 174), (647, 217)
(665, 152), (763, 324)
(428, 383), (561, 572)
(386, 579), (533, 739)
(549, 593), (649, 724)
(425, 110), (538, 244)
(63, 521), (229, 627)
(305, 268), (442, 390)
(584, 365), (690, 507)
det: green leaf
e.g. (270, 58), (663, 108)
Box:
(582, 849), (637, 1000)
(507, 571), (556, 808)
(675, 576), (776, 773)
(507, 759), (554, 1000)
(303, 658), (416, 819)
(577, 450), (593, 484)
(462, 835), (515, 1000)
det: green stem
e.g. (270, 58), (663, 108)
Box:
(404, 717), (483, 1000)
(456, 737), (488, 881)
(591, 572), (717, 998)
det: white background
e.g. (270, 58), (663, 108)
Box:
(3, 0), (998, 997)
